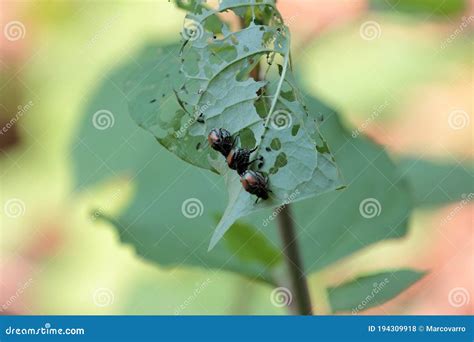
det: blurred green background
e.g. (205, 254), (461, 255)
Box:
(1, 0), (472, 315)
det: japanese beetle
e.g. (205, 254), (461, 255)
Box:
(240, 170), (270, 203)
(207, 128), (234, 157)
(227, 146), (257, 175)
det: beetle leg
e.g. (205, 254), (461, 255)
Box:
(196, 113), (205, 124)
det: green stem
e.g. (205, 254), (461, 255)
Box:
(264, 28), (290, 128)
(276, 204), (313, 315)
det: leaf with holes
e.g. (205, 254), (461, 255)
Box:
(127, 0), (343, 250)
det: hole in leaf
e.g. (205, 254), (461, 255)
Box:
(270, 138), (281, 150)
(291, 124), (300, 136)
(316, 139), (330, 154)
(239, 128), (256, 148)
(275, 152), (287, 168)
(269, 166), (278, 174)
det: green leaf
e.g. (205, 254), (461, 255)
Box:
(168, 0), (343, 249)
(370, 0), (466, 17)
(72, 42), (281, 284)
(72, 43), (415, 282)
(124, 44), (212, 170)
(220, 216), (282, 269)
(292, 95), (413, 272)
(397, 157), (474, 208)
(328, 269), (425, 313)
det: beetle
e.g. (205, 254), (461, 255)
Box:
(208, 128), (265, 175)
(240, 170), (270, 203)
(226, 146), (258, 175)
(207, 128), (234, 157)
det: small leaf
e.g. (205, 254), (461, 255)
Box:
(397, 157), (474, 208)
(328, 269), (426, 313)
(218, 216), (282, 269)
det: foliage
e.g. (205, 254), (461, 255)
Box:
(71, 0), (471, 312)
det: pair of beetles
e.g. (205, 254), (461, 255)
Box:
(207, 128), (270, 202)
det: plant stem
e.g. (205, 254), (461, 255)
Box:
(239, 10), (312, 315)
(277, 204), (313, 315)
